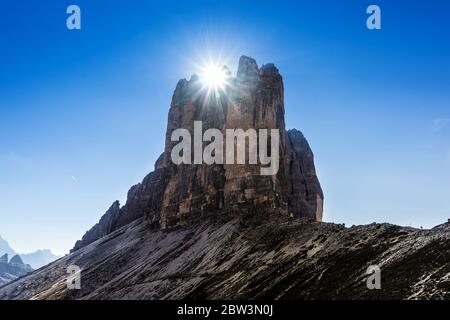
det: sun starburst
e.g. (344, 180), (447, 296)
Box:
(199, 63), (229, 91)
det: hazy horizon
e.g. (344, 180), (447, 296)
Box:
(1, 0), (449, 255)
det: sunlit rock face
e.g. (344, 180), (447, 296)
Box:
(71, 55), (324, 252)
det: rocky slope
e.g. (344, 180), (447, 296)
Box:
(0, 212), (448, 299)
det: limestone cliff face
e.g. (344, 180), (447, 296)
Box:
(286, 129), (324, 221)
(223, 58), (287, 212)
(71, 55), (323, 252)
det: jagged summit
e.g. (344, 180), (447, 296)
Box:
(237, 55), (260, 81)
(71, 55), (323, 252)
(0, 253), (33, 287)
(9, 255), (24, 265)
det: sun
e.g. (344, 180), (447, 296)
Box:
(200, 63), (228, 91)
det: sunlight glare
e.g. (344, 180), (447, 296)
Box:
(200, 64), (228, 90)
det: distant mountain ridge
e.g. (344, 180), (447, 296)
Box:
(0, 236), (16, 258)
(0, 235), (61, 270)
(0, 253), (33, 287)
(20, 250), (61, 270)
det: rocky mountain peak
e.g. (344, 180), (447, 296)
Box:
(9, 255), (24, 265)
(237, 55), (260, 81)
(0, 253), (33, 287)
(0, 235), (16, 258)
(71, 55), (323, 252)
(260, 63), (279, 76)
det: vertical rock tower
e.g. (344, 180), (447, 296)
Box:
(72, 55), (324, 252)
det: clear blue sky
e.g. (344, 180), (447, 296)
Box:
(1, 0), (449, 255)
